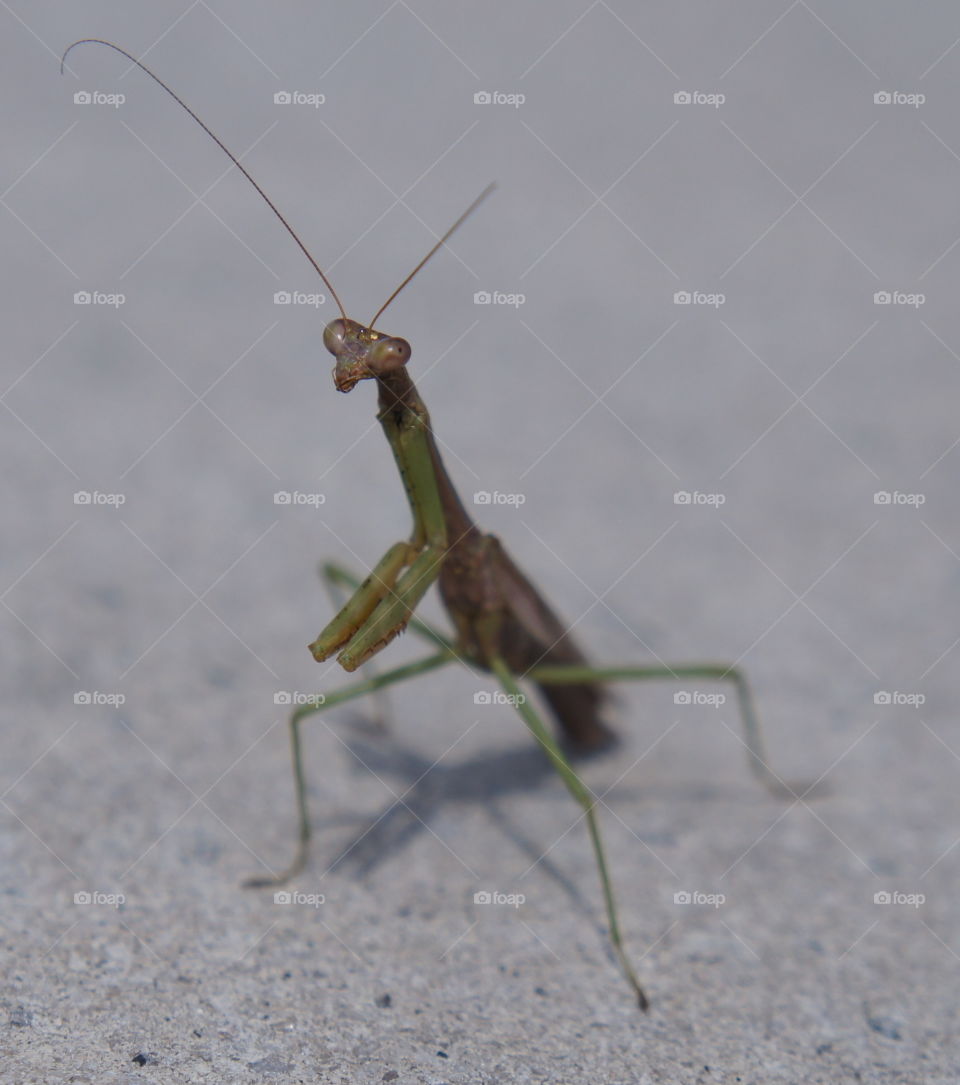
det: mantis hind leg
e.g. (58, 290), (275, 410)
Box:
(527, 661), (813, 799)
(490, 656), (649, 1010)
(244, 648), (456, 889)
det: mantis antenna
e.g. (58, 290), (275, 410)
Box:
(60, 39), (493, 329)
(367, 181), (495, 328)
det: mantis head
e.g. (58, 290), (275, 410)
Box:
(323, 318), (411, 393)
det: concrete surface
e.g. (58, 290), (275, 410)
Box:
(3, 3), (959, 1082)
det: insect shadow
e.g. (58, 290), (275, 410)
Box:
(318, 718), (603, 920)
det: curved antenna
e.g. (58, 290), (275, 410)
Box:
(61, 39), (348, 321)
(368, 182), (495, 330)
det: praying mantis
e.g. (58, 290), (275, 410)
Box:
(63, 40), (802, 1011)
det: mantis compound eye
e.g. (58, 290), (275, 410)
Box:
(368, 337), (411, 374)
(322, 319), (347, 356)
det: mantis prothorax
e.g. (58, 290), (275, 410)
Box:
(63, 39), (806, 1011)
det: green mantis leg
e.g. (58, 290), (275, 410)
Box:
(318, 561), (395, 732)
(309, 391), (451, 671)
(245, 648), (456, 889)
(338, 545), (446, 671)
(310, 542), (415, 661)
(320, 561), (455, 653)
(316, 561), (459, 731)
(528, 662), (802, 798)
(489, 656), (650, 1011)
(310, 542), (446, 671)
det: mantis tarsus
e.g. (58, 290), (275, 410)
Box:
(63, 39), (805, 1011)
